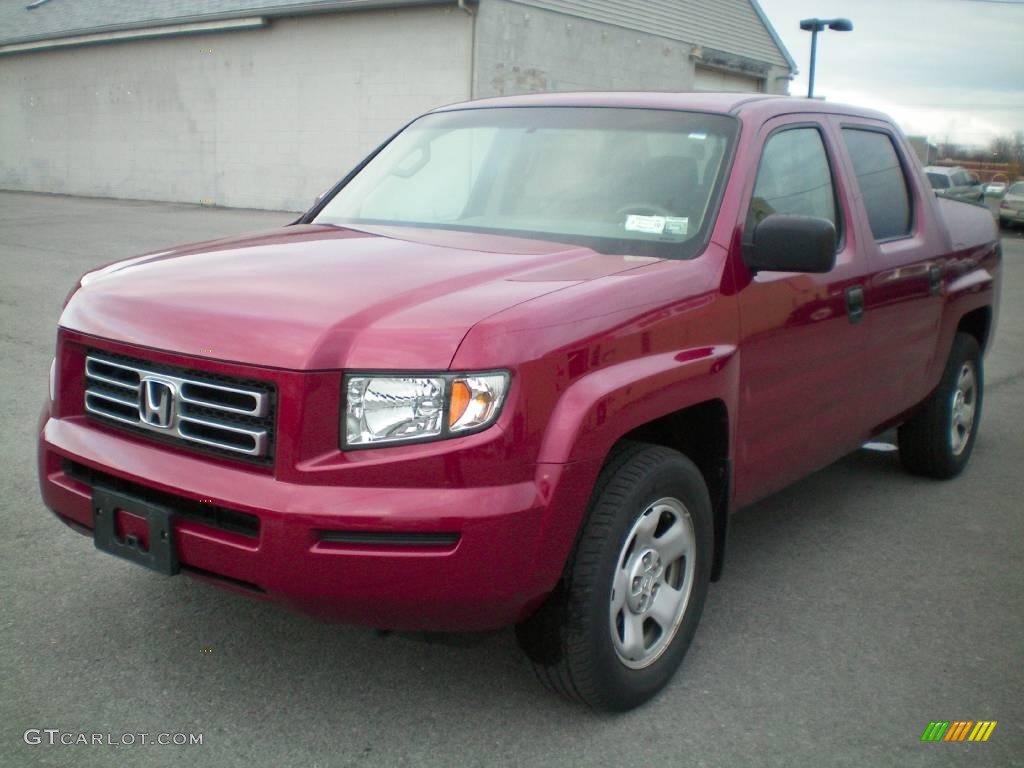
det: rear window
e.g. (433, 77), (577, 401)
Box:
(927, 172), (950, 190)
(1009, 183), (1024, 195)
(842, 129), (913, 240)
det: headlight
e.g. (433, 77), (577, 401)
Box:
(344, 372), (508, 448)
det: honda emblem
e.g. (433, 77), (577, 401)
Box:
(140, 377), (176, 428)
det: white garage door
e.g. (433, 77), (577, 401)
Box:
(694, 67), (762, 93)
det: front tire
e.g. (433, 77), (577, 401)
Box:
(516, 442), (713, 711)
(898, 332), (983, 479)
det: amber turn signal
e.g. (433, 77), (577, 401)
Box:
(449, 380), (472, 427)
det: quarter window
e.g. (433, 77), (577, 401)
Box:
(747, 127), (838, 234)
(842, 129), (913, 240)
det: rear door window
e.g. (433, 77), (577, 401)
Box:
(842, 129), (913, 240)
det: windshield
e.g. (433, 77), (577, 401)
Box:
(927, 172), (950, 190)
(314, 107), (738, 257)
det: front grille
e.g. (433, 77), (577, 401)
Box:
(84, 351), (276, 464)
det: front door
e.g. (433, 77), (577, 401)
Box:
(731, 117), (874, 507)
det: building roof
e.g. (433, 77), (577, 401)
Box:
(749, 0), (797, 72)
(2, 0), (794, 74)
(509, 0), (796, 73)
(0, 0), (456, 47)
(1, 0), (794, 75)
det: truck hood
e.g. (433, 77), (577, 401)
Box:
(61, 224), (654, 370)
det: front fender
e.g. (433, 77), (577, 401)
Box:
(537, 344), (739, 464)
(520, 344), (738, 603)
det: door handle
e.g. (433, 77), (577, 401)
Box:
(928, 264), (942, 296)
(845, 285), (865, 325)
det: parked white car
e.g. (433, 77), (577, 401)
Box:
(925, 166), (984, 203)
(999, 182), (1024, 228)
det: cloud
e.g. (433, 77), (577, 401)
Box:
(757, 0), (1024, 145)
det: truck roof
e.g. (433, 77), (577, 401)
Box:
(433, 91), (893, 124)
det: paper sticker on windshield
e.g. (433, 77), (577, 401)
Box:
(625, 215), (666, 234)
(664, 217), (689, 235)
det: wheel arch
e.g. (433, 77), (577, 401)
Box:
(620, 399), (731, 582)
(526, 346), (739, 609)
(956, 305), (993, 353)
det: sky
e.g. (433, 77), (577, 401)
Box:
(756, 0), (1024, 148)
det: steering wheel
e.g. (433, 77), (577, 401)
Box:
(615, 203), (674, 218)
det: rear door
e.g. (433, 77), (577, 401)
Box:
(833, 118), (946, 429)
(732, 115), (874, 507)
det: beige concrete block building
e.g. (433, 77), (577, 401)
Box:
(0, 0), (795, 211)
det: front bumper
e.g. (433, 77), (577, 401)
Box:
(39, 414), (598, 631)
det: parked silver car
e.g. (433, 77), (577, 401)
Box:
(925, 166), (984, 202)
(999, 182), (1024, 228)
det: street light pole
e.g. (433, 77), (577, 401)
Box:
(799, 17), (853, 99)
(807, 27), (819, 98)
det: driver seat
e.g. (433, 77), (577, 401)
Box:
(633, 155), (702, 216)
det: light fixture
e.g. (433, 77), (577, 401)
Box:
(798, 17), (854, 98)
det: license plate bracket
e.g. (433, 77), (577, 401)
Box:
(93, 487), (179, 576)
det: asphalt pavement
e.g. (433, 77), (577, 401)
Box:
(1, 191), (1022, 767)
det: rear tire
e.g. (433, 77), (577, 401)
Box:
(898, 332), (983, 479)
(516, 442), (713, 711)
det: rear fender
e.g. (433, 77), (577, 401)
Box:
(931, 240), (1000, 385)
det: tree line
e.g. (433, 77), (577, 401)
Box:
(937, 131), (1024, 165)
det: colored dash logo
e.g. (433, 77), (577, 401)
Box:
(921, 721), (997, 742)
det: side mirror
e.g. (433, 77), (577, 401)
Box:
(743, 214), (837, 274)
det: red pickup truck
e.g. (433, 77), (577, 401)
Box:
(39, 93), (1000, 710)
